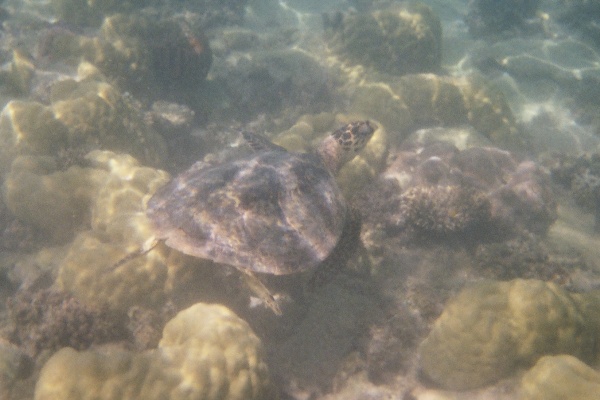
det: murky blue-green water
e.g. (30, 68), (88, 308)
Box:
(1, 0), (600, 399)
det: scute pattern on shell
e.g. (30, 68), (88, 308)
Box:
(146, 150), (347, 275)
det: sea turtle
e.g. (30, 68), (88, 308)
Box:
(119, 120), (376, 314)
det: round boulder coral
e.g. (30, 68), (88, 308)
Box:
(34, 303), (275, 400)
(520, 354), (600, 400)
(418, 279), (600, 390)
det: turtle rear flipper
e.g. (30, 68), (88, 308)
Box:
(239, 268), (283, 315)
(307, 206), (364, 289)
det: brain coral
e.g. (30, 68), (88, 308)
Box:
(34, 303), (275, 400)
(418, 279), (600, 390)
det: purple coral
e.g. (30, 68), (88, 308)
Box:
(372, 142), (556, 241)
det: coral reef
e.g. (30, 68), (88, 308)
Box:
(208, 48), (332, 122)
(347, 74), (522, 149)
(0, 74), (168, 243)
(418, 279), (600, 390)
(397, 185), (491, 239)
(550, 152), (600, 215)
(56, 150), (173, 312)
(38, 14), (212, 105)
(325, 4), (442, 76)
(274, 113), (388, 198)
(51, 0), (149, 27)
(0, 339), (32, 400)
(0, 49), (36, 96)
(368, 142), (556, 242)
(34, 303), (275, 400)
(466, 0), (541, 38)
(3, 156), (104, 243)
(520, 354), (600, 400)
(0, 75), (167, 173)
(6, 288), (127, 357)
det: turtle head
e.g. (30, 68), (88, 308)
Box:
(317, 120), (377, 173)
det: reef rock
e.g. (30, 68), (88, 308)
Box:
(34, 303), (275, 400)
(418, 279), (600, 390)
(466, 0), (541, 38)
(325, 4), (442, 76)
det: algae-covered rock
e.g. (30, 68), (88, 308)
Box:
(7, 288), (127, 357)
(34, 303), (275, 400)
(418, 279), (600, 390)
(325, 4), (442, 76)
(520, 354), (600, 400)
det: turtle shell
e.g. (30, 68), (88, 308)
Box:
(146, 149), (347, 275)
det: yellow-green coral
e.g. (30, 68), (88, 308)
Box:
(520, 355), (600, 400)
(34, 303), (275, 400)
(4, 156), (104, 243)
(0, 78), (168, 241)
(50, 78), (168, 167)
(0, 76), (167, 173)
(418, 279), (600, 390)
(0, 101), (69, 175)
(56, 150), (172, 311)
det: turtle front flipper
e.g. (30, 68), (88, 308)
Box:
(238, 267), (283, 316)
